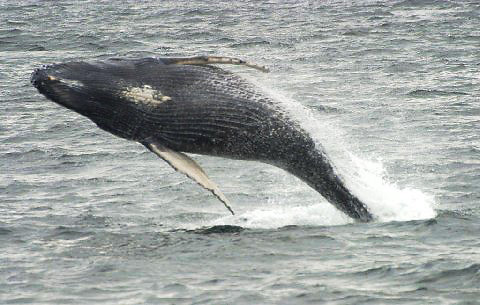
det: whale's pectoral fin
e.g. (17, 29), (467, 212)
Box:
(143, 140), (235, 215)
(160, 56), (269, 73)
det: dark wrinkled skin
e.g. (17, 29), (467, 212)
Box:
(31, 57), (373, 222)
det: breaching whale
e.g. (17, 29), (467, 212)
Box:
(31, 56), (373, 222)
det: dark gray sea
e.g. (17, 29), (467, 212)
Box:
(1, 0), (479, 304)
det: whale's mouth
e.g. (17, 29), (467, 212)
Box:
(31, 67), (84, 90)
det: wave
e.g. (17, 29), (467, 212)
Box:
(407, 89), (469, 97)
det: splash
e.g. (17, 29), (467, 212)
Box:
(200, 152), (436, 230)
(209, 203), (353, 229)
(203, 155), (436, 229)
(343, 154), (437, 222)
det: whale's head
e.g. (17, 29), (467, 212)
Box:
(31, 62), (114, 122)
(30, 60), (164, 140)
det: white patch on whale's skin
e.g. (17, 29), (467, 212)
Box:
(61, 78), (84, 88)
(49, 76), (84, 88)
(122, 85), (171, 106)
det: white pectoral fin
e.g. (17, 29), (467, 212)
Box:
(144, 141), (235, 215)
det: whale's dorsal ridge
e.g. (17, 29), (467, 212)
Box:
(159, 56), (270, 73)
(143, 138), (235, 215)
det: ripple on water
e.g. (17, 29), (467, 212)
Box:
(417, 264), (480, 289)
(407, 89), (470, 97)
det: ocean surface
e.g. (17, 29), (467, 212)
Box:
(1, 0), (479, 304)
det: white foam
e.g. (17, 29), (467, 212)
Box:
(202, 156), (436, 229)
(208, 203), (352, 229)
(179, 151), (436, 230)
(343, 154), (437, 222)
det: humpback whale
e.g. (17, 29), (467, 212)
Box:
(31, 56), (373, 222)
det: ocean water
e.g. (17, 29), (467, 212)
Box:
(1, 0), (479, 304)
